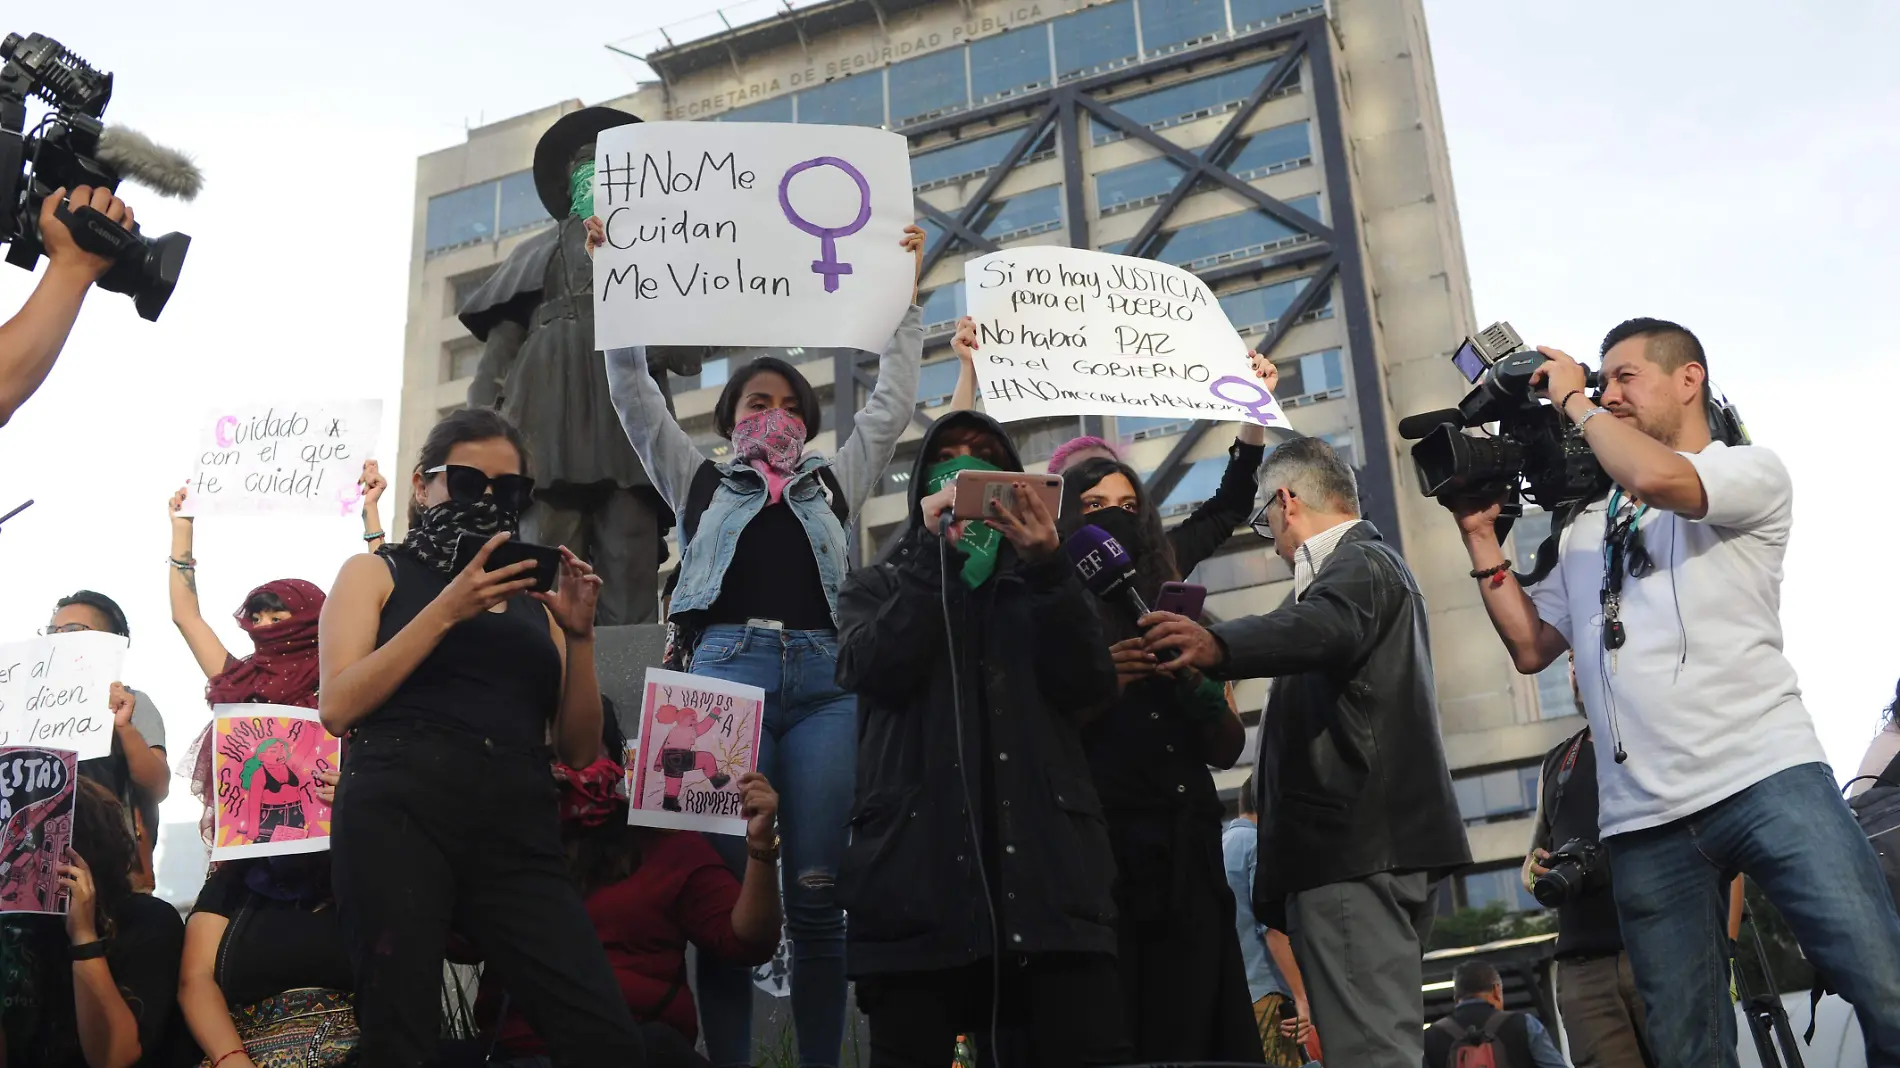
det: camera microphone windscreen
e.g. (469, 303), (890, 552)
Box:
(1397, 407), (1464, 440)
(1064, 524), (1151, 619)
(96, 126), (202, 200)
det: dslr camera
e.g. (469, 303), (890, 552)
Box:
(1533, 837), (1609, 908)
(1, 32), (197, 320)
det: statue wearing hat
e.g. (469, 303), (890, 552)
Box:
(458, 106), (695, 626)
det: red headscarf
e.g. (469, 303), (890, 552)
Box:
(553, 757), (627, 828)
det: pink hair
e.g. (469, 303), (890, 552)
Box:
(1046, 435), (1120, 475)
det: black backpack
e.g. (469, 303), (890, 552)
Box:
(1845, 749), (1900, 911)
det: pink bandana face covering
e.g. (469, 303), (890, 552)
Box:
(732, 407), (808, 504)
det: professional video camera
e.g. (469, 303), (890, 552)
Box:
(1532, 837), (1608, 908)
(1, 31), (200, 320)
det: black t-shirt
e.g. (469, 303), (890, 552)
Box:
(701, 501), (833, 630)
(1539, 730), (1624, 958)
(0, 893), (185, 1068)
(191, 862), (353, 1007)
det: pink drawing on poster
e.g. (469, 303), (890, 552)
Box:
(0, 747), (79, 915)
(212, 708), (339, 859)
(628, 668), (763, 836)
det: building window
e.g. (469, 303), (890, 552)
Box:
(1453, 763), (1542, 827)
(973, 185), (1064, 242)
(447, 266), (497, 317)
(497, 171), (549, 236)
(1187, 546), (1286, 596)
(1140, 0), (1230, 56)
(1220, 121), (1313, 180)
(426, 182), (501, 254)
(912, 126), (1056, 191)
(1011, 417), (1085, 463)
(1274, 348), (1346, 407)
(1461, 865), (1542, 913)
(1150, 194), (1321, 270)
(1095, 156), (1188, 216)
(920, 283), (966, 333)
(916, 358), (962, 408)
(889, 47), (971, 126)
(716, 96), (795, 122)
(797, 74), (886, 127)
(1153, 455), (1229, 517)
(1322, 430), (1357, 468)
(682, 356), (731, 394)
(1218, 275), (1333, 335)
(1231, 0), (1324, 32)
(969, 26), (1053, 103)
(443, 337), (483, 384)
(1090, 60), (1289, 145)
(1117, 415), (1194, 442)
(1052, 0), (1139, 81)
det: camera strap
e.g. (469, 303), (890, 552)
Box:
(1548, 728), (1589, 826)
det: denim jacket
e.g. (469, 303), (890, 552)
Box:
(604, 304), (923, 626)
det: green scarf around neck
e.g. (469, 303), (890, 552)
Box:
(924, 455), (1004, 589)
(569, 161), (596, 219)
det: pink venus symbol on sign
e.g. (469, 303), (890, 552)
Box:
(777, 157), (871, 293)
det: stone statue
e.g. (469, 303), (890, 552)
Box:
(457, 106), (700, 626)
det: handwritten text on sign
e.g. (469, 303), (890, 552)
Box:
(0, 633), (129, 761)
(963, 247), (1289, 427)
(627, 667), (764, 837)
(181, 400), (382, 518)
(592, 122), (914, 351)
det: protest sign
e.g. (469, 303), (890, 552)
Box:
(962, 247), (1290, 428)
(0, 747), (78, 915)
(210, 705), (339, 860)
(0, 632), (129, 761)
(627, 668), (764, 836)
(592, 121), (914, 351)
(181, 400), (383, 518)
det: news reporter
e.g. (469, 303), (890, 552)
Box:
(1141, 436), (1470, 1068)
(0, 187), (136, 427)
(318, 408), (648, 1067)
(1454, 318), (1900, 1066)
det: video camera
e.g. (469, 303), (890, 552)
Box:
(1532, 836), (1609, 908)
(1399, 322), (1610, 516)
(1, 32), (198, 320)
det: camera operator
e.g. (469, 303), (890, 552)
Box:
(0, 186), (136, 427)
(1456, 318), (1900, 1065)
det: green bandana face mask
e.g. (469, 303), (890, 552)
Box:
(925, 454), (1004, 589)
(569, 161), (596, 219)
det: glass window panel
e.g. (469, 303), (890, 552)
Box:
(425, 182), (497, 252)
(1156, 456), (1228, 516)
(1098, 239), (1131, 255)
(973, 185), (1063, 241)
(1323, 431), (1357, 468)
(1140, 0), (1230, 54)
(920, 282), (966, 329)
(1223, 121), (1313, 180)
(497, 170), (548, 236)
(1150, 194), (1320, 269)
(888, 48), (969, 126)
(715, 96), (795, 122)
(1091, 61), (1276, 145)
(916, 359), (962, 406)
(1219, 278), (1303, 332)
(1053, 0), (1138, 80)
(1537, 661), (1578, 719)
(1453, 776), (1487, 823)
(796, 75), (886, 127)
(911, 126), (1055, 190)
(1117, 415), (1193, 442)
(445, 339), (482, 382)
(969, 27), (1053, 103)
(1186, 548), (1277, 596)
(1231, 0), (1323, 31)
(1299, 350), (1344, 395)
(1463, 867), (1539, 912)
(1095, 156), (1186, 214)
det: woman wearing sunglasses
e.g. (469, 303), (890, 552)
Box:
(589, 216), (924, 1068)
(316, 407), (651, 1067)
(1056, 457), (1257, 1063)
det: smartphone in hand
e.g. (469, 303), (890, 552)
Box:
(1154, 581), (1207, 619)
(452, 533), (560, 594)
(950, 470), (1063, 521)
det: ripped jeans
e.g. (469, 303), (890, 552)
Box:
(689, 624), (856, 1068)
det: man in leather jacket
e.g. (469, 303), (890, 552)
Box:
(1144, 436), (1471, 1068)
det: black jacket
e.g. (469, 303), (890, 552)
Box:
(1168, 437), (1266, 578)
(835, 411), (1122, 976)
(1213, 523), (1470, 926)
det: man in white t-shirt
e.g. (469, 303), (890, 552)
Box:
(1453, 318), (1900, 1067)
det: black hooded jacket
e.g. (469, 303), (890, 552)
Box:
(834, 411), (1122, 976)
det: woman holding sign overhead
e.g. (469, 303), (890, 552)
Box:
(317, 407), (652, 1068)
(593, 216), (925, 1068)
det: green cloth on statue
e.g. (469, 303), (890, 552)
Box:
(925, 455), (1004, 589)
(570, 161), (596, 219)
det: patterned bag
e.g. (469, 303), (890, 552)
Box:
(202, 987), (358, 1068)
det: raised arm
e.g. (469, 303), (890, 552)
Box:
(359, 459), (387, 552)
(1454, 498), (1570, 675)
(167, 488), (235, 679)
(949, 316), (980, 412)
(0, 188), (131, 428)
(831, 226), (929, 515)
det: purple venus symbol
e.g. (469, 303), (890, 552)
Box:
(1208, 375), (1283, 425)
(777, 156), (872, 293)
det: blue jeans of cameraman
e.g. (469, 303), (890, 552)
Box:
(689, 624), (856, 1068)
(1608, 762), (1900, 1067)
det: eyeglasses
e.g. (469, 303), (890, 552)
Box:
(1249, 488), (1293, 542)
(39, 623), (93, 635)
(425, 465), (536, 515)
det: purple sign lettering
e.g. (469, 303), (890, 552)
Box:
(777, 157), (872, 293)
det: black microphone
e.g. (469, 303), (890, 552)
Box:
(1397, 407), (1463, 440)
(1063, 524), (1150, 621)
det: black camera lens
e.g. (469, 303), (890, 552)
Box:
(96, 229), (190, 322)
(1411, 423), (1526, 498)
(1533, 862), (1582, 908)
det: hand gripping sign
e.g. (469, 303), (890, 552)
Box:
(593, 122), (914, 351)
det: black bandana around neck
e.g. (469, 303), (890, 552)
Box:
(389, 498), (515, 577)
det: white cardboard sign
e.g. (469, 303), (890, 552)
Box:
(181, 400), (383, 518)
(962, 247), (1289, 427)
(0, 632), (130, 761)
(591, 121), (915, 351)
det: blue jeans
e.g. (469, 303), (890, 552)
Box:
(689, 624), (855, 1068)
(1608, 762), (1900, 1067)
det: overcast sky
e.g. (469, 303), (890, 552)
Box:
(1, 1), (1892, 898)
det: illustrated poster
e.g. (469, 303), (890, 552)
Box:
(627, 668), (764, 836)
(210, 705), (339, 860)
(0, 747), (78, 915)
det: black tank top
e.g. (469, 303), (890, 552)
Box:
(365, 551), (562, 747)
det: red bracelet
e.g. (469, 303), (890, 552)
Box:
(210, 1048), (247, 1068)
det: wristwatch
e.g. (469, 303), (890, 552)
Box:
(748, 834), (781, 864)
(1575, 405), (1612, 431)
